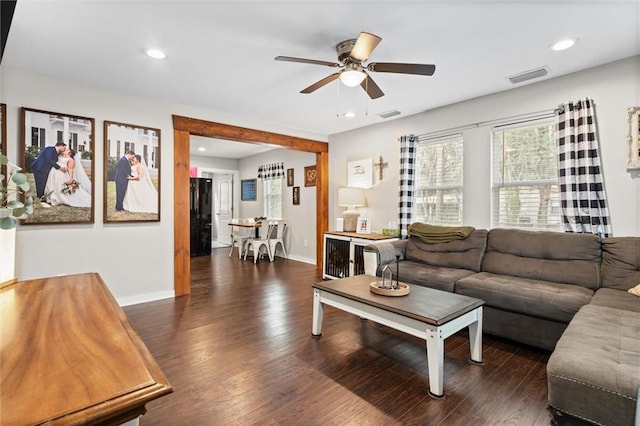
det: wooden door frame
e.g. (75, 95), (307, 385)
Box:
(172, 115), (329, 296)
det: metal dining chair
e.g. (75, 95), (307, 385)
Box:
(229, 218), (252, 259)
(268, 220), (288, 259)
(243, 221), (276, 263)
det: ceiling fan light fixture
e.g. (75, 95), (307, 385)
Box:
(340, 69), (366, 87)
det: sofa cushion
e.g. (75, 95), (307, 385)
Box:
(395, 260), (476, 292)
(455, 272), (593, 323)
(404, 229), (488, 272)
(601, 237), (640, 291)
(482, 229), (601, 290)
(547, 304), (640, 426)
(590, 288), (640, 313)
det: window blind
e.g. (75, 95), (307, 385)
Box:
(414, 134), (464, 225)
(491, 120), (561, 231)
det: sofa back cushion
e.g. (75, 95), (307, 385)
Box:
(482, 229), (601, 290)
(601, 237), (640, 291)
(404, 229), (488, 272)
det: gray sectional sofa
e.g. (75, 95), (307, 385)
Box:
(364, 228), (640, 426)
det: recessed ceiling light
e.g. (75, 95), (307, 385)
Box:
(343, 111), (356, 118)
(198, 147), (206, 152)
(145, 48), (166, 59)
(551, 38), (578, 51)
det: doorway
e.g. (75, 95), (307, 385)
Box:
(173, 115), (329, 296)
(201, 171), (235, 248)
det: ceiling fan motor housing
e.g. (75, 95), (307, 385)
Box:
(336, 39), (358, 63)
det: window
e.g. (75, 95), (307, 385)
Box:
(263, 178), (282, 218)
(492, 120), (561, 231)
(414, 135), (464, 225)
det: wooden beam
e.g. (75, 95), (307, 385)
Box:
(173, 129), (191, 296)
(172, 115), (328, 153)
(316, 151), (329, 269)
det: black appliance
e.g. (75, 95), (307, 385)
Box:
(190, 177), (213, 256)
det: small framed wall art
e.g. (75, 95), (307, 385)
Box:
(287, 168), (294, 187)
(304, 165), (316, 187)
(292, 186), (300, 205)
(347, 159), (373, 188)
(241, 178), (257, 201)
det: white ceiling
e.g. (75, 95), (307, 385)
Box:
(3, 1), (639, 158)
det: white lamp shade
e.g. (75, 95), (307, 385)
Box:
(338, 187), (365, 209)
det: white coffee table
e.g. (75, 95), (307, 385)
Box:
(312, 274), (484, 398)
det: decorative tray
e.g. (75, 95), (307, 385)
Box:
(370, 281), (410, 296)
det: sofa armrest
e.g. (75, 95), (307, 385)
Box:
(363, 240), (407, 276)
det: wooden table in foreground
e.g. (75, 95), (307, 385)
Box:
(311, 274), (484, 398)
(0, 273), (172, 425)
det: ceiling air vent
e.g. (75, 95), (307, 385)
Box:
(377, 110), (401, 119)
(507, 66), (548, 84)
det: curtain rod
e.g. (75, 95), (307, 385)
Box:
(416, 108), (558, 141)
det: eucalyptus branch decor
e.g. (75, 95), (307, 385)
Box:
(0, 154), (34, 229)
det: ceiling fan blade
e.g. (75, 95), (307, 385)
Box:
(360, 74), (384, 99)
(275, 56), (341, 68)
(367, 62), (436, 76)
(349, 32), (382, 62)
(301, 73), (340, 94)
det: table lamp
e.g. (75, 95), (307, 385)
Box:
(338, 187), (365, 232)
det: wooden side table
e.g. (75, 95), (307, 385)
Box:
(0, 273), (172, 425)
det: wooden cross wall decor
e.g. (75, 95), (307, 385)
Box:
(373, 155), (388, 181)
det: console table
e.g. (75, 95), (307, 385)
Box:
(323, 231), (398, 279)
(0, 273), (172, 425)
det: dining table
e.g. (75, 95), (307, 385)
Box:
(229, 220), (262, 238)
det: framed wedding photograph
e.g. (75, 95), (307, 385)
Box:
(304, 165), (316, 187)
(20, 107), (95, 225)
(104, 121), (161, 223)
(287, 168), (294, 187)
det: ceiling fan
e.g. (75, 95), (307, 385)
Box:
(275, 32), (435, 99)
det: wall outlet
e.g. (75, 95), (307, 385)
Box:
(303, 240), (308, 247)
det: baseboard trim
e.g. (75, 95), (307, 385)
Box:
(117, 290), (175, 307)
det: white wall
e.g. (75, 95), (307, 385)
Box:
(190, 154), (239, 172)
(238, 148), (316, 264)
(2, 67), (325, 305)
(329, 56), (640, 237)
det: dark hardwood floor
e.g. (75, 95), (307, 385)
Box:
(123, 248), (553, 425)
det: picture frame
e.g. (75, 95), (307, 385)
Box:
(304, 165), (316, 187)
(347, 159), (374, 189)
(626, 106), (640, 170)
(356, 217), (371, 234)
(287, 168), (294, 187)
(241, 178), (257, 201)
(292, 186), (300, 205)
(104, 121), (161, 223)
(0, 103), (6, 155)
(20, 107), (95, 225)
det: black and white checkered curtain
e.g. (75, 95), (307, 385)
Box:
(398, 135), (416, 239)
(556, 98), (612, 237)
(257, 162), (284, 180)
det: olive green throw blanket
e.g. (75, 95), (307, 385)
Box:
(408, 223), (476, 244)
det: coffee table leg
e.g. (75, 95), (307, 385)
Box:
(426, 328), (444, 398)
(311, 289), (324, 337)
(468, 307), (483, 364)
